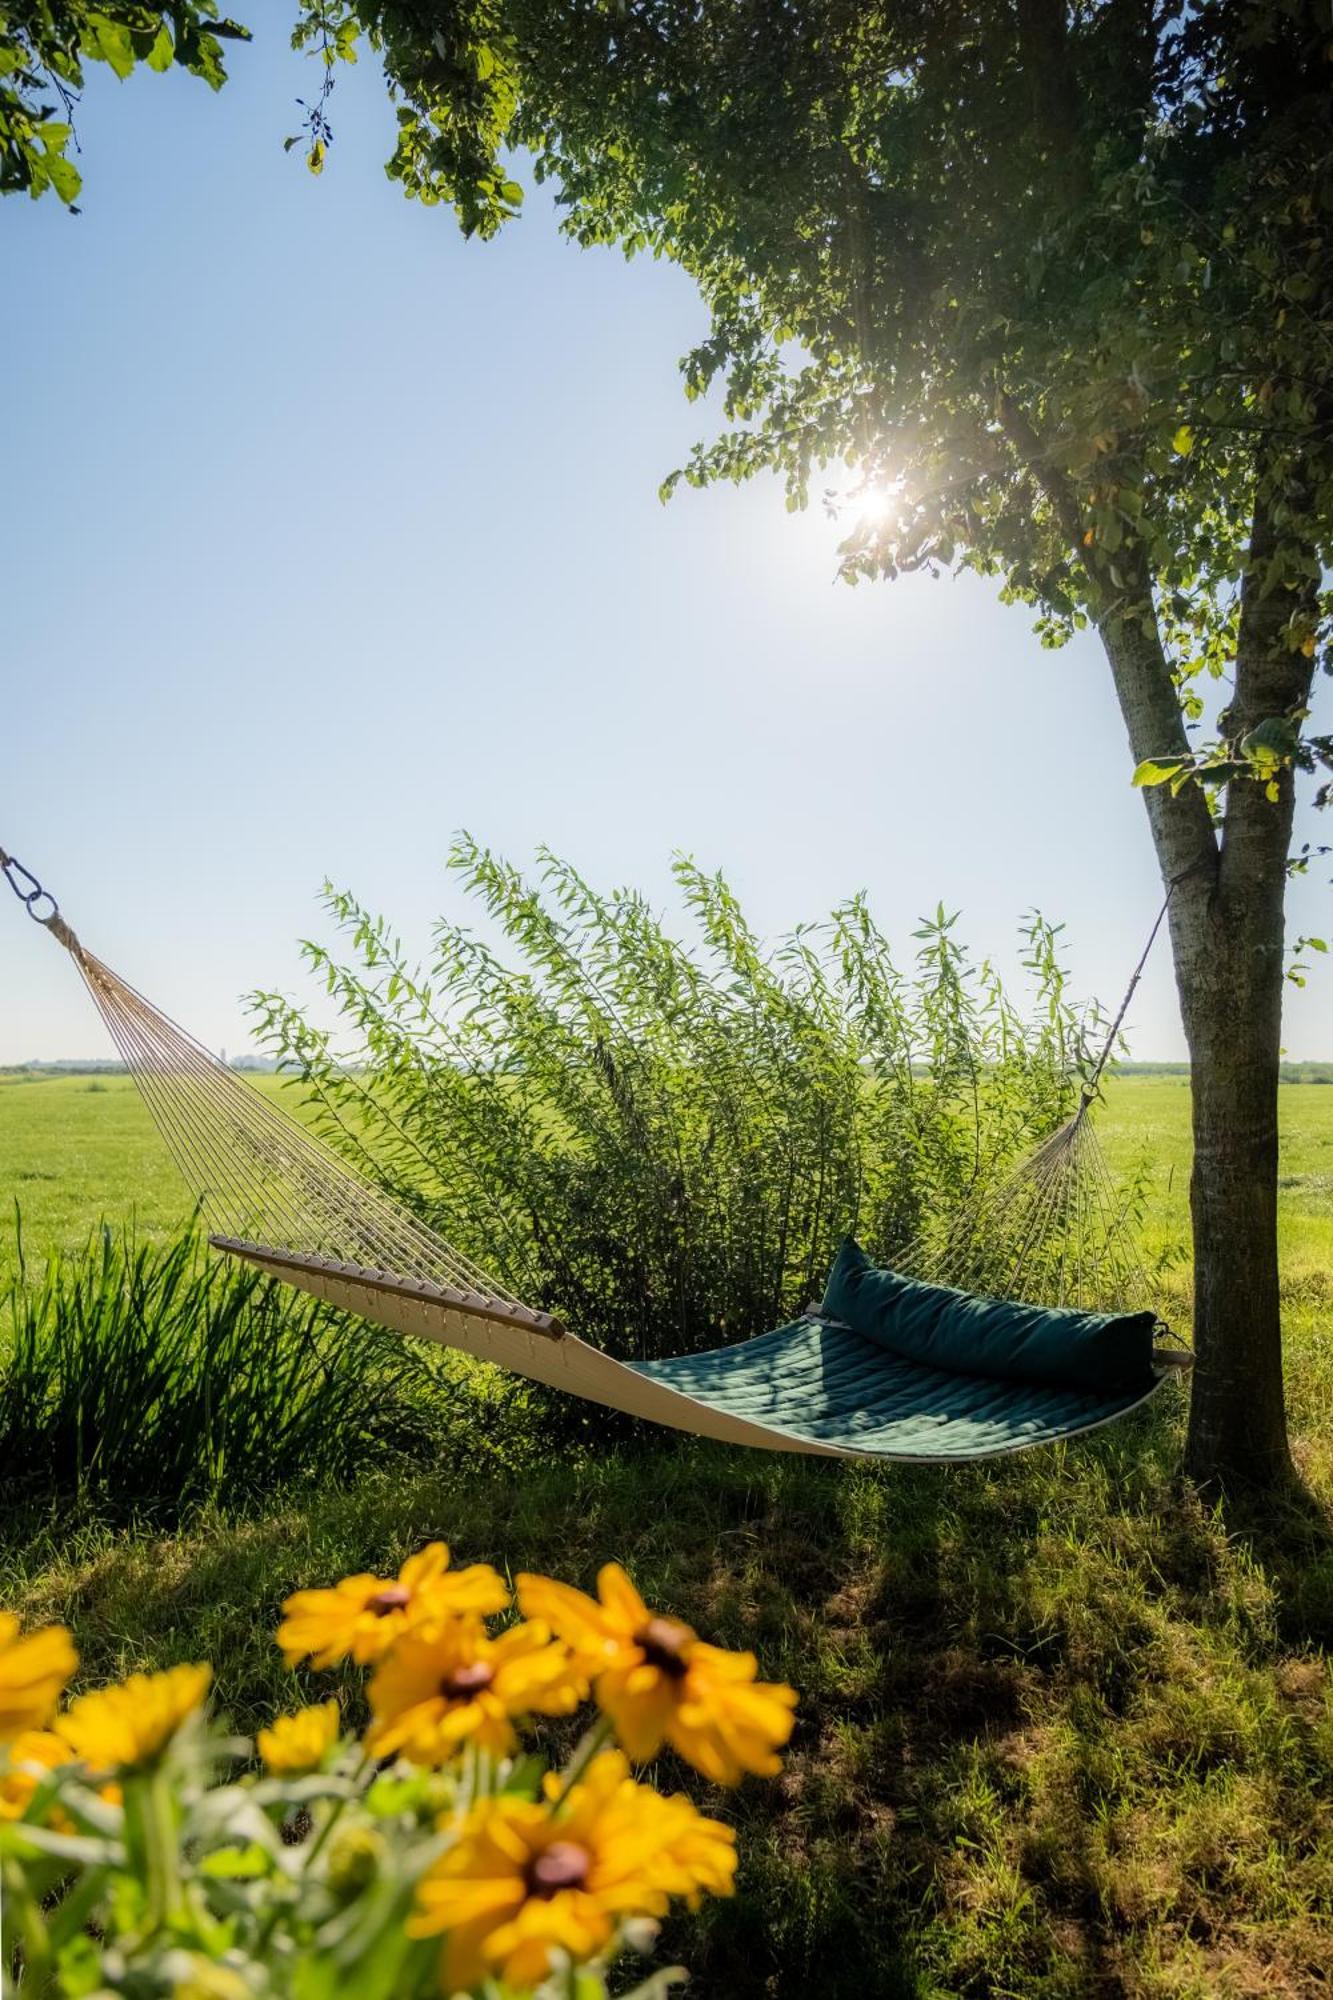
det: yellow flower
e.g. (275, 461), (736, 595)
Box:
(56, 1664), (211, 1774)
(366, 1619), (584, 1766)
(0, 1730), (69, 1821)
(277, 1543), (509, 1670)
(0, 1729), (121, 1829)
(0, 1615), (77, 1742)
(256, 1699), (341, 1775)
(410, 1748), (735, 1991)
(516, 1565), (797, 1786)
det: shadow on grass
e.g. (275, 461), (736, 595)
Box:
(1223, 1468), (1333, 1649)
(6, 1384), (1333, 1997)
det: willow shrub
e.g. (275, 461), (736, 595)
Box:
(253, 841), (1102, 1366)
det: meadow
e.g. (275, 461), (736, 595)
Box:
(3, 1069), (1333, 1996)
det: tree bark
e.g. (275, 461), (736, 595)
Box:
(1173, 887), (1291, 1489)
(1097, 504), (1314, 1491)
(997, 385), (1312, 1492)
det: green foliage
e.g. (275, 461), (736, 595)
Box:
(0, 1223), (479, 1514)
(273, 1), (1331, 763)
(251, 840), (1097, 1366)
(0, 4), (250, 206)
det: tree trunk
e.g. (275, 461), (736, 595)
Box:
(1097, 568), (1305, 1492)
(1172, 491), (1318, 1489)
(1002, 402), (1314, 1492)
(1169, 862), (1292, 1489)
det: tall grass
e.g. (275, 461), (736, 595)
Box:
(0, 1223), (482, 1515)
(254, 842), (1107, 1363)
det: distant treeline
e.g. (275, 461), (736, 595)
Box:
(2, 1057), (281, 1077)
(6, 1058), (1333, 1085)
(1114, 1062), (1333, 1084)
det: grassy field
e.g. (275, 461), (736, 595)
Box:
(7, 1065), (1333, 1257)
(0, 1069), (299, 1257)
(4, 1072), (1333, 1996)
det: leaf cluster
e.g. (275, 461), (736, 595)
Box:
(0, 3), (250, 206)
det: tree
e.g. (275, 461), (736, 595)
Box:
(12, 0), (1331, 1489)
(340, 0), (1333, 1493)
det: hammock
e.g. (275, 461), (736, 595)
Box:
(1, 846), (1190, 1462)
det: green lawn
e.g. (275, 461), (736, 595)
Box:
(4, 1071), (1333, 1996)
(0, 1069), (300, 1257)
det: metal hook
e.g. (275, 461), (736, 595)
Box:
(1, 849), (63, 929)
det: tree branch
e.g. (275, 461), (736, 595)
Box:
(996, 391), (1219, 891)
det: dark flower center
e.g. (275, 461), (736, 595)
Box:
(527, 1841), (592, 1898)
(440, 1660), (495, 1700)
(366, 1585), (411, 1617)
(635, 1616), (691, 1680)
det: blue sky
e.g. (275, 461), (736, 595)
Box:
(2, 27), (1330, 1064)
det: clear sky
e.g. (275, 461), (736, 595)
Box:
(2, 28), (1330, 1065)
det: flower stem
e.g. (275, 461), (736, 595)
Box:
(1, 1857), (54, 1986)
(554, 1714), (614, 1802)
(252, 1750), (371, 1958)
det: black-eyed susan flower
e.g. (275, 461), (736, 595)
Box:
(256, 1699), (341, 1775)
(0, 1729), (69, 1820)
(55, 1663), (211, 1775)
(516, 1565), (797, 1786)
(0, 1614), (77, 1742)
(277, 1542), (509, 1670)
(409, 1748), (736, 1990)
(365, 1619), (584, 1765)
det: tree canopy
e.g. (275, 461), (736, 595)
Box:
(394, 1), (1332, 796)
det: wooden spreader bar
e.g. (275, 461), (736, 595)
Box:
(209, 1236), (567, 1340)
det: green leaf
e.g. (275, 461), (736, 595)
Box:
(1132, 758), (1190, 788)
(45, 155), (82, 205)
(89, 15), (137, 79)
(200, 1840), (271, 1879)
(1241, 716), (1300, 763)
(145, 23), (175, 73)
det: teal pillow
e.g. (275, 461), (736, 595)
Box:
(822, 1237), (1155, 1394)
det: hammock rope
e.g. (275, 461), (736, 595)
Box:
(1, 843), (1190, 1461)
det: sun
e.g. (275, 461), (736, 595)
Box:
(845, 478), (902, 529)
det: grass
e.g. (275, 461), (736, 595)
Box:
(3, 1072), (1333, 1995)
(0, 1069), (234, 1255)
(0, 1227), (519, 1515)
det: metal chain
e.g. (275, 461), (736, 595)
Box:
(0, 845), (61, 927)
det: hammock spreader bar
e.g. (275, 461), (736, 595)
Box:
(2, 843), (1191, 1463)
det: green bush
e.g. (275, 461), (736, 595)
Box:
(253, 842), (1101, 1363)
(0, 1225), (495, 1516)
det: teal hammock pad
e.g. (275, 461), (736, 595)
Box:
(629, 1239), (1167, 1462)
(632, 1311), (1165, 1462)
